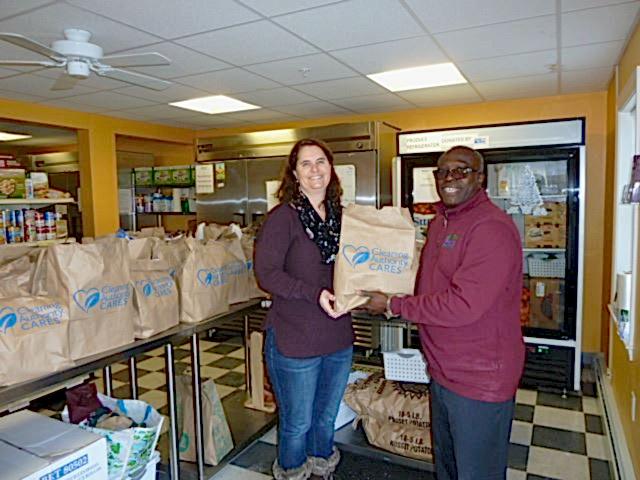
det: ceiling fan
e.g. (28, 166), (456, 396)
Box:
(0, 28), (172, 91)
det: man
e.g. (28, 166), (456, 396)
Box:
(362, 145), (524, 480)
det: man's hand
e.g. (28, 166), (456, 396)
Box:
(319, 289), (347, 319)
(359, 290), (389, 315)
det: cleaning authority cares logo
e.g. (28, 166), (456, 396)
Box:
(342, 244), (410, 275)
(135, 276), (175, 298)
(73, 284), (131, 313)
(0, 304), (65, 333)
(197, 267), (227, 287)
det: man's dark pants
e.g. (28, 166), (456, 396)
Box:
(430, 380), (514, 480)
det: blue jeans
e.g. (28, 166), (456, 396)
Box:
(265, 329), (353, 470)
(430, 381), (514, 480)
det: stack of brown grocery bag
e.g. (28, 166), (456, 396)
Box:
(0, 220), (266, 386)
(334, 204), (420, 312)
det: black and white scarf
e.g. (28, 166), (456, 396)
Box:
(291, 192), (341, 264)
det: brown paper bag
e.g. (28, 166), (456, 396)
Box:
(214, 237), (252, 305)
(0, 246), (46, 297)
(131, 258), (180, 338)
(176, 375), (234, 465)
(240, 233), (266, 299)
(334, 205), (419, 311)
(128, 237), (160, 261)
(0, 296), (71, 385)
(175, 238), (231, 323)
(46, 239), (135, 360)
(344, 373), (432, 461)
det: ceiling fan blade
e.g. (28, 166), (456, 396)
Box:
(0, 59), (59, 67)
(0, 33), (63, 60)
(51, 73), (78, 91)
(100, 52), (170, 68)
(95, 67), (171, 91)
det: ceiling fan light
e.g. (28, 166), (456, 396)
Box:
(67, 60), (90, 79)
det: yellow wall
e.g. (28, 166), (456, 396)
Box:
(200, 91), (608, 354)
(606, 22), (640, 475)
(0, 97), (193, 236)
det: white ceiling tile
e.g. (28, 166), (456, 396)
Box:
(57, 91), (156, 109)
(39, 98), (106, 113)
(176, 68), (279, 94)
(474, 73), (558, 100)
(406, 0), (556, 33)
(397, 83), (482, 107)
(562, 40), (624, 70)
(238, 0), (342, 16)
(562, 0), (635, 12)
(176, 21), (318, 66)
(233, 87), (317, 107)
(0, 3), (162, 54)
(225, 109), (300, 123)
(330, 36), (449, 74)
(561, 66), (613, 92)
(113, 42), (230, 79)
(562, 2), (640, 46)
(142, 118), (202, 128)
(435, 16), (556, 61)
(165, 114), (251, 128)
(0, 88), (46, 103)
(245, 54), (356, 85)
(293, 77), (387, 100)
(274, 0), (424, 51)
(114, 84), (211, 103)
(0, 67), (20, 79)
(0, 72), (95, 98)
(334, 93), (414, 113)
(113, 104), (196, 120)
(67, 0), (260, 40)
(35, 69), (125, 91)
(0, 1), (53, 21)
(458, 50), (557, 82)
(274, 101), (351, 117)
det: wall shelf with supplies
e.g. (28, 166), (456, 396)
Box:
(0, 198), (75, 206)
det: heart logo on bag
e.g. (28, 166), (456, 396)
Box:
(197, 269), (213, 286)
(72, 288), (101, 313)
(142, 282), (154, 297)
(342, 245), (370, 268)
(0, 307), (17, 334)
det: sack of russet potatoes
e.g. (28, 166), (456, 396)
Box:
(334, 204), (419, 312)
(344, 373), (432, 462)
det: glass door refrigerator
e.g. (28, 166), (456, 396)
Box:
(395, 119), (585, 392)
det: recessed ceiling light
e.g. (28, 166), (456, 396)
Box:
(169, 95), (260, 114)
(0, 132), (31, 142)
(367, 63), (467, 92)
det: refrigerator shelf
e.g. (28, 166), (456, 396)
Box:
(136, 211), (195, 216)
(523, 247), (565, 253)
(488, 194), (566, 201)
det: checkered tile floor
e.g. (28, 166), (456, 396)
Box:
(212, 379), (614, 480)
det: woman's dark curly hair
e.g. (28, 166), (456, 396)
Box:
(277, 138), (343, 206)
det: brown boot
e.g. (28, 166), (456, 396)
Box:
(272, 459), (312, 480)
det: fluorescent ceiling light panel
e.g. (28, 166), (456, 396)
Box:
(0, 132), (31, 142)
(169, 95), (260, 114)
(367, 63), (467, 92)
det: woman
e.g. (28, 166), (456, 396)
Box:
(255, 138), (353, 480)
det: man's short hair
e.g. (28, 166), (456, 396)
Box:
(439, 145), (485, 171)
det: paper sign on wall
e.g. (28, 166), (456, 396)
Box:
(195, 164), (214, 194)
(412, 167), (440, 203)
(335, 164), (356, 205)
(266, 180), (280, 212)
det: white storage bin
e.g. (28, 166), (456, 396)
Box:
(382, 348), (430, 384)
(527, 254), (565, 278)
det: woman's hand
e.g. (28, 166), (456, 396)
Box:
(319, 289), (346, 319)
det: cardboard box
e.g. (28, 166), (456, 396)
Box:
(29, 172), (49, 199)
(524, 201), (566, 248)
(0, 169), (26, 199)
(153, 166), (172, 185)
(134, 167), (153, 186)
(0, 410), (107, 480)
(528, 279), (564, 330)
(170, 166), (192, 185)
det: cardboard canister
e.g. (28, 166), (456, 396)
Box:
(616, 272), (632, 313)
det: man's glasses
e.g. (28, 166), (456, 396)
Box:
(433, 167), (480, 180)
